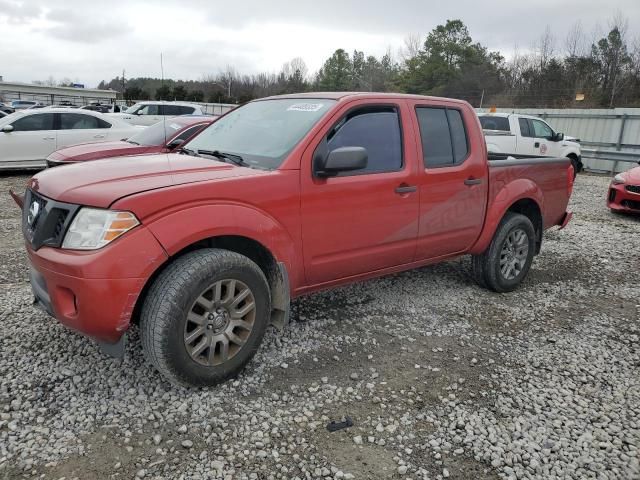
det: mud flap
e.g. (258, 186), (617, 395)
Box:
(270, 262), (290, 331)
(97, 334), (126, 359)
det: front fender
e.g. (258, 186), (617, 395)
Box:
(469, 178), (543, 255)
(146, 203), (301, 289)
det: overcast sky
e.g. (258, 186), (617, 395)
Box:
(1, 0), (639, 87)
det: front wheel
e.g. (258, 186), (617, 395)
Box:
(140, 249), (271, 387)
(471, 212), (536, 292)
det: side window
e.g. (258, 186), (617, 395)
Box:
(174, 124), (206, 142)
(11, 113), (55, 132)
(60, 113), (109, 130)
(416, 107), (469, 167)
(518, 118), (532, 137)
(448, 109), (468, 163)
(479, 116), (510, 131)
(139, 105), (159, 115)
(326, 107), (402, 174)
(531, 119), (553, 139)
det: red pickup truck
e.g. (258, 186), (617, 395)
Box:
(17, 93), (574, 386)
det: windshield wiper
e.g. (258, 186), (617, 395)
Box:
(177, 147), (198, 156)
(197, 150), (249, 167)
(126, 140), (140, 145)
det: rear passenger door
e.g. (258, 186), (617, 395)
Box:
(300, 102), (420, 285)
(56, 113), (112, 148)
(410, 103), (488, 260)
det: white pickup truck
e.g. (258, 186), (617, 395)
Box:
(478, 113), (583, 176)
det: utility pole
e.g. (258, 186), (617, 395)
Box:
(122, 69), (126, 93)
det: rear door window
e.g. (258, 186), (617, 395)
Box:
(60, 113), (111, 129)
(416, 107), (469, 167)
(479, 116), (510, 131)
(518, 118), (532, 137)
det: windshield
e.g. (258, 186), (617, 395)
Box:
(127, 120), (187, 146)
(185, 98), (336, 169)
(124, 104), (142, 114)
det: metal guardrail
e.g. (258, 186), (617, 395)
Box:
(581, 148), (640, 174)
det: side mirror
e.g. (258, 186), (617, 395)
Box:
(315, 146), (368, 177)
(1, 125), (13, 133)
(554, 132), (564, 142)
(167, 138), (185, 150)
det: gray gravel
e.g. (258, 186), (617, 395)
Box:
(0, 172), (638, 479)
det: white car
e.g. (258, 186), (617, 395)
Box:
(0, 108), (142, 169)
(479, 112), (583, 175)
(108, 101), (205, 126)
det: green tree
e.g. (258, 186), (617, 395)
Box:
(190, 90), (204, 102)
(591, 27), (631, 106)
(155, 84), (171, 100)
(171, 85), (188, 100)
(316, 49), (352, 91)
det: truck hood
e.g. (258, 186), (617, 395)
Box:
(29, 153), (260, 208)
(48, 140), (154, 162)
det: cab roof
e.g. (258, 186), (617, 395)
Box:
(259, 92), (472, 106)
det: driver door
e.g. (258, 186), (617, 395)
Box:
(530, 119), (555, 157)
(136, 104), (163, 126)
(300, 101), (420, 285)
(0, 113), (56, 167)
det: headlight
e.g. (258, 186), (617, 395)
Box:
(62, 208), (139, 250)
(612, 174), (626, 185)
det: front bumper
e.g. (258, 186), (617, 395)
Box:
(607, 183), (640, 212)
(27, 226), (168, 345)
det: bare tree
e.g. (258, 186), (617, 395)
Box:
(400, 33), (422, 63)
(535, 25), (556, 70)
(565, 21), (585, 57)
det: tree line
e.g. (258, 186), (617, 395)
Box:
(94, 17), (640, 108)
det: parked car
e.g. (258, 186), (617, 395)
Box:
(479, 113), (583, 177)
(11, 100), (41, 110)
(16, 93), (574, 386)
(607, 163), (640, 213)
(47, 116), (214, 166)
(0, 103), (15, 114)
(0, 108), (141, 169)
(80, 104), (126, 114)
(108, 101), (205, 126)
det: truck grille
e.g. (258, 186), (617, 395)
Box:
(625, 185), (640, 194)
(23, 190), (79, 250)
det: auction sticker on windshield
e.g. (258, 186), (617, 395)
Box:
(287, 103), (324, 112)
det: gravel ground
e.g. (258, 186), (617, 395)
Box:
(0, 172), (638, 480)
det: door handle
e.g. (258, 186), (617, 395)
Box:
(395, 184), (417, 194)
(93, 134), (106, 138)
(464, 177), (482, 186)
(42, 137), (55, 140)
(534, 142), (540, 148)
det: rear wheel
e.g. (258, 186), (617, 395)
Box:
(140, 249), (270, 387)
(471, 212), (536, 292)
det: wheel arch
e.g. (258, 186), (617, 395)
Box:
(470, 178), (544, 255)
(131, 234), (290, 331)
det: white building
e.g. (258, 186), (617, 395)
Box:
(0, 81), (117, 106)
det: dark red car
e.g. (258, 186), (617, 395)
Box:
(607, 163), (640, 213)
(46, 116), (215, 166)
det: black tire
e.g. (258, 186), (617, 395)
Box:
(471, 212), (536, 293)
(140, 248), (270, 387)
(568, 157), (580, 179)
